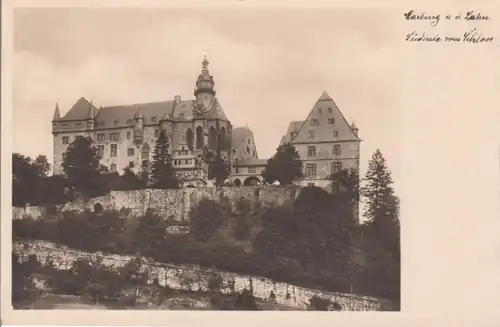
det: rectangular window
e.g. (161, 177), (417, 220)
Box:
(249, 167), (256, 173)
(97, 145), (104, 158)
(331, 162), (342, 173)
(129, 161), (134, 169)
(62, 136), (70, 145)
(110, 133), (119, 141)
(305, 164), (317, 176)
(333, 131), (339, 137)
(307, 146), (316, 157)
(235, 167), (240, 173)
(246, 146), (250, 154)
(328, 107), (332, 113)
(127, 131), (131, 139)
(110, 163), (117, 173)
(62, 153), (66, 161)
(317, 108), (322, 114)
(333, 144), (341, 155)
(97, 133), (105, 142)
(155, 129), (159, 137)
(62, 123), (69, 128)
(110, 144), (117, 157)
(127, 148), (135, 156)
(311, 119), (319, 125)
(328, 118), (335, 125)
(308, 131), (314, 139)
(87, 122), (93, 129)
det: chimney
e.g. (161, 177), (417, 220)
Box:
(175, 95), (181, 104)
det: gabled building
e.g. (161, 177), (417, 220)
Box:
(280, 91), (360, 188)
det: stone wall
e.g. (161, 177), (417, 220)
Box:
(13, 186), (301, 221)
(13, 240), (392, 311)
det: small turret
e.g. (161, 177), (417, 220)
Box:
(133, 108), (144, 145)
(194, 55), (216, 110)
(351, 121), (358, 136)
(86, 100), (95, 131)
(53, 102), (61, 121)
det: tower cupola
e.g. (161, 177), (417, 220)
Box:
(194, 56), (216, 111)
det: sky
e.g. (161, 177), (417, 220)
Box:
(13, 7), (400, 190)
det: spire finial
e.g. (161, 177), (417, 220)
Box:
(53, 101), (61, 121)
(202, 54), (209, 70)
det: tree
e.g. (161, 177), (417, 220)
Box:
(151, 130), (178, 189)
(199, 147), (230, 186)
(133, 209), (166, 256)
(34, 155), (51, 177)
(13, 153), (41, 205)
(61, 136), (102, 197)
(359, 149), (400, 302)
(121, 167), (146, 190)
(262, 143), (303, 185)
(189, 198), (228, 242)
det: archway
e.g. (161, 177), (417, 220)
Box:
(243, 176), (261, 186)
(233, 178), (242, 186)
(186, 128), (194, 150)
(196, 126), (204, 149)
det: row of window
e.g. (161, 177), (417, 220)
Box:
(174, 159), (194, 166)
(234, 167), (257, 174)
(310, 118), (335, 126)
(316, 107), (333, 114)
(307, 144), (342, 157)
(305, 162), (342, 177)
(290, 130), (339, 141)
(59, 122), (93, 129)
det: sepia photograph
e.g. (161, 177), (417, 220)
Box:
(9, 6), (401, 312)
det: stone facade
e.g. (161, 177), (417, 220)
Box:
(13, 186), (301, 222)
(13, 240), (393, 311)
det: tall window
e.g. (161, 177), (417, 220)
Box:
(127, 148), (135, 156)
(333, 144), (341, 155)
(328, 107), (332, 113)
(110, 144), (118, 157)
(333, 131), (339, 137)
(97, 133), (105, 142)
(186, 128), (194, 150)
(129, 161), (134, 169)
(249, 167), (256, 173)
(154, 129), (159, 137)
(62, 136), (70, 145)
(220, 127), (227, 149)
(110, 163), (117, 173)
(308, 131), (314, 139)
(305, 164), (317, 176)
(110, 133), (119, 141)
(97, 145), (104, 158)
(141, 143), (150, 163)
(317, 108), (322, 114)
(126, 131), (131, 140)
(331, 162), (342, 173)
(307, 146), (316, 157)
(196, 126), (204, 149)
(208, 126), (217, 149)
(235, 167), (240, 173)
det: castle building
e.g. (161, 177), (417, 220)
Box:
(52, 57), (235, 187)
(230, 126), (267, 186)
(280, 91), (361, 188)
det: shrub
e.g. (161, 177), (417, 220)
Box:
(207, 273), (223, 292)
(308, 295), (333, 311)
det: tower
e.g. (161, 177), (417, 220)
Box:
(193, 56), (216, 113)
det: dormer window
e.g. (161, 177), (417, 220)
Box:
(317, 108), (322, 114)
(311, 119), (319, 125)
(328, 118), (335, 125)
(127, 119), (133, 125)
(114, 120), (119, 126)
(151, 116), (157, 123)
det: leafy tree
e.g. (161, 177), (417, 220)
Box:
(151, 130), (178, 189)
(121, 167), (146, 190)
(199, 147), (230, 186)
(133, 209), (166, 256)
(61, 136), (102, 197)
(262, 143), (303, 185)
(120, 256), (150, 297)
(34, 155), (51, 177)
(189, 198), (228, 242)
(12, 153), (47, 205)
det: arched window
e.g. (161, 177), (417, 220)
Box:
(186, 128), (194, 150)
(196, 126), (204, 149)
(208, 126), (217, 150)
(220, 127), (227, 149)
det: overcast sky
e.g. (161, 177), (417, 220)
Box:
(13, 7), (400, 189)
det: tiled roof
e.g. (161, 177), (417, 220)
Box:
(231, 126), (255, 161)
(280, 91), (360, 144)
(58, 97), (98, 122)
(59, 96), (229, 128)
(234, 158), (267, 166)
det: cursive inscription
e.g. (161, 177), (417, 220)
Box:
(404, 10), (495, 45)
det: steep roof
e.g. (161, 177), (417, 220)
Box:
(280, 91), (360, 144)
(59, 97), (99, 122)
(60, 96), (229, 128)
